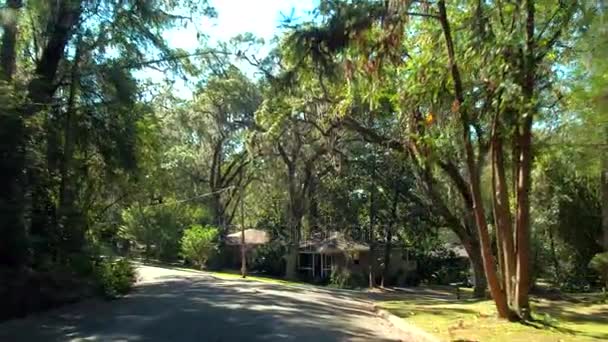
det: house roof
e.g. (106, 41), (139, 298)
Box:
(300, 231), (369, 254)
(430, 243), (469, 258)
(226, 229), (270, 246)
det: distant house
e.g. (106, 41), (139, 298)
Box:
(298, 231), (417, 283)
(224, 229), (270, 268)
(226, 229), (270, 246)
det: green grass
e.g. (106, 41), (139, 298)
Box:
(378, 287), (608, 342)
(206, 270), (303, 286)
(170, 266), (305, 286)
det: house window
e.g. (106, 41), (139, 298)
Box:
(299, 253), (313, 270)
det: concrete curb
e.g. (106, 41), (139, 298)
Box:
(371, 304), (440, 342)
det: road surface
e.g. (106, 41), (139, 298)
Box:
(0, 265), (413, 341)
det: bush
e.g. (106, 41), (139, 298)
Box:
(95, 259), (136, 298)
(329, 268), (367, 289)
(415, 248), (469, 285)
(250, 241), (286, 276)
(180, 225), (218, 269)
(590, 252), (608, 286)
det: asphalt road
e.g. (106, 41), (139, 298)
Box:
(0, 265), (410, 341)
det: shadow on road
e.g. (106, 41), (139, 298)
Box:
(0, 271), (401, 341)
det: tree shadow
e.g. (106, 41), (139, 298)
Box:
(531, 300), (608, 340)
(0, 272), (403, 342)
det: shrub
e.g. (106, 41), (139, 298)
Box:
(180, 225), (218, 269)
(590, 252), (608, 287)
(95, 258), (136, 298)
(251, 241), (286, 276)
(415, 248), (469, 285)
(329, 267), (367, 289)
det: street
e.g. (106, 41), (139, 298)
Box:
(0, 265), (411, 341)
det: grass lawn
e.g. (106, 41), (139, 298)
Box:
(169, 265), (305, 286)
(377, 287), (608, 342)
(206, 269), (303, 286)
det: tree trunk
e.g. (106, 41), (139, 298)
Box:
(0, 0), (21, 81)
(57, 42), (82, 255)
(0, 0), (26, 268)
(514, 117), (533, 319)
(437, 0), (511, 319)
(369, 147), (377, 288)
(285, 164), (304, 280)
(382, 184), (400, 287)
(462, 238), (488, 298)
(382, 228), (393, 288)
(285, 245), (298, 280)
(602, 126), (608, 251)
(513, 0), (536, 320)
(491, 112), (516, 306)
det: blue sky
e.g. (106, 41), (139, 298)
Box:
(166, 0), (317, 49)
(140, 0), (318, 96)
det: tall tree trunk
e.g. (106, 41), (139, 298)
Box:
(209, 142), (225, 228)
(514, 117), (533, 319)
(57, 41), (82, 255)
(285, 213), (301, 280)
(491, 112), (517, 307)
(285, 166), (303, 280)
(438, 0), (511, 319)
(602, 126), (608, 251)
(381, 228), (392, 288)
(304, 175), (319, 233)
(0, 0), (26, 267)
(382, 185), (399, 287)
(513, 0), (536, 320)
(469, 244), (488, 298)
(368, 148), (377, 288)
(0, 0), (21, 81)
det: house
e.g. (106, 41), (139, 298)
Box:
(226, 229), (270, 246)
(298, 231), (417, 283)
(224, 229), (270, 268)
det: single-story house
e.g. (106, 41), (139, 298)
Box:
(298, 231), (417, 283)
(224, 229), (270, 268)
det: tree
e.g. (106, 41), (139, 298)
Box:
(283, 0), (587, 319)
(181, 225), (219, 269)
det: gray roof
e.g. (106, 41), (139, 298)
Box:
(300, 231), (369, 254)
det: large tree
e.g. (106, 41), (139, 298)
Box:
(284, 0), (586, 319)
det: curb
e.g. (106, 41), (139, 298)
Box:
(371, 304), (440, 342)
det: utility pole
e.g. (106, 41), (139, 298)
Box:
(368, 144), (377, 288)
(240, 181), (247, 278)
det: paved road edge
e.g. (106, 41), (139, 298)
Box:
(371, 304), (440, 342)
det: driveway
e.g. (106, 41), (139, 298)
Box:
(0, 265), (414, 341)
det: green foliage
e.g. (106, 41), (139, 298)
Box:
(590, 252), (608, 285)
(532, 150), (603, 290)
(180, 225), (219, 269)
(415, 248), (470, 286)
(329, 267), (367, 289)
(119, 202), (205, 261)
(250, 242), (286, 276)
(94, 259), (136, 299)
